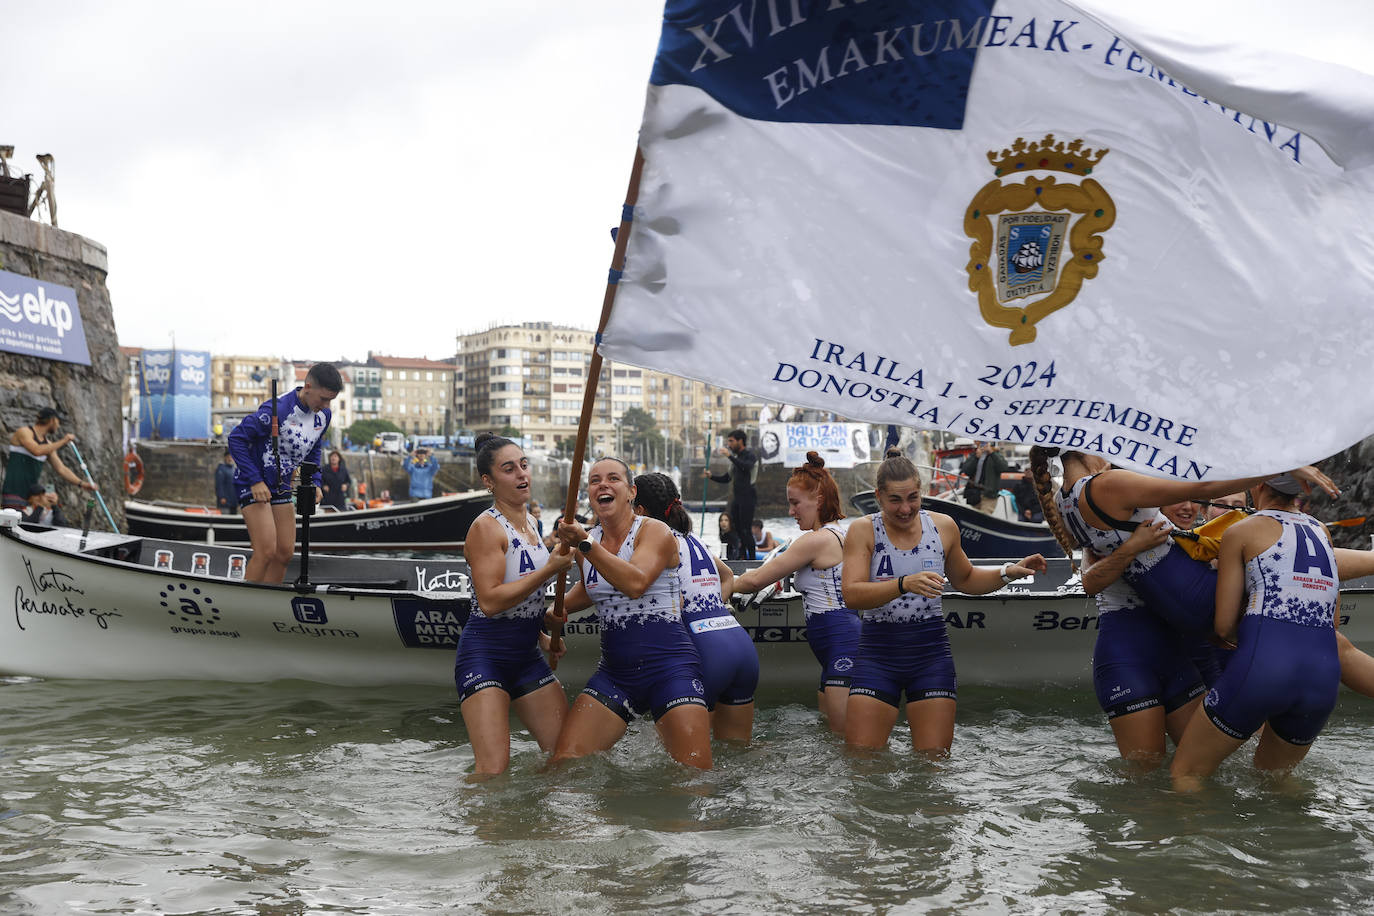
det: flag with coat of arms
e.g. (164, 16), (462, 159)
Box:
(598, 0), (1374, 481)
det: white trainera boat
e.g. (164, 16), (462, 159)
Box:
(5, 512), (1374, 691)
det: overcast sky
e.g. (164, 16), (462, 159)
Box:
(4, 2), (663, 362)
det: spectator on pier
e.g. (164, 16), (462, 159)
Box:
(215, 450), (238, 515)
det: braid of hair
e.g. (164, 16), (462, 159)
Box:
(1029, 446), (1079, 571)
(633, 472), (692, 534)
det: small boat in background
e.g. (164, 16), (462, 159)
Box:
(124, 490), (492, 550)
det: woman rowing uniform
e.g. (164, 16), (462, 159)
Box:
(1058, 475), (1223, 631)
(1088, 563), (1205, 722)
(1202, 510), (1341, 744)
(792, 523), (861, 692)
(675, 531), (759, 709)
(848, 512), (957, 706)
(580, 516), (707, 722)
(454, 508), (557, 701)
(1057, 475), (1224, 682)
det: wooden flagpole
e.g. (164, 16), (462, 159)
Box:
(547, 148), (646, 662)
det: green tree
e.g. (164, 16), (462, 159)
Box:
(619, 407), (662, 467)
(344, 419), (403, 446)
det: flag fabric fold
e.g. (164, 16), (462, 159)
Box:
(600, 0), (1374, 480)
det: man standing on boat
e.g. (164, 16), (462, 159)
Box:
(706, 429), (759, 560)
(960, 442), (1008, 515)
(228, 363), (341, 584)
(2, 406), (96, 512)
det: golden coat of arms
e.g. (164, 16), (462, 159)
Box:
(964, 134), (1115, 346)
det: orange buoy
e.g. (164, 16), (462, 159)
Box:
(124, 451), (145, 495)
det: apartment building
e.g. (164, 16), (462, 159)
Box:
(368, 354), (454, 437)
(456, 322), (735, 457)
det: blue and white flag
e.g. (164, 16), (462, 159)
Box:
(599, 0), (1374, 480)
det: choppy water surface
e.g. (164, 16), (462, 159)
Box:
(4, 677), (1374, 915)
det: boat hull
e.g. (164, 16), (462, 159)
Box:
(5, 523), (1374, 690)
(125, 491), (492, 550)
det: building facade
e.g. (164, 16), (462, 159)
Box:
(456, 322), (734, 459)
(367, 355), (454, 437)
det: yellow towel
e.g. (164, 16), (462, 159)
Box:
(1169, 509), (1248, 562)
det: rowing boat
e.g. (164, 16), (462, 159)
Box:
(5, 512), (1373, 689)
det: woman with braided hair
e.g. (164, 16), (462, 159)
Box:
(1026, 446), (1372, 767)
(635, 472), (760, 742)
(842, 448), (1046, 755)
(732, 451), (860, 733)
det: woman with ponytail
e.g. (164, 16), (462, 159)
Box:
(841, 448), (1046, 755)
(636, 472), (760, 742)
(1031, 447), (1374, 765)
(457, 432), (575, 776)
(1026, 446), (1372, 766)
(732, 451), (859, 733)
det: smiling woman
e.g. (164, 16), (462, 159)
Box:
(550, 456), (713, 769)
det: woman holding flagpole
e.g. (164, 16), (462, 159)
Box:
(840, 448), (1046, 755)
(733, 451), (859, 734)
(457, 433), (575, 776)
(550, 457), (712, 769)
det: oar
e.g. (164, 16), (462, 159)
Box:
(66, 441), (117, 531)
(270, 379), (281, 495)
(1327, 516), (1368, 529)
(294, 460), (318, 591)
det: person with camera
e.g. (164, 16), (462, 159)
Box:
(403, 446), (440, 500)
(959, 441), (1008, 514)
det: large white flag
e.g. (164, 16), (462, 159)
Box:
(600, 0), (1374, 480)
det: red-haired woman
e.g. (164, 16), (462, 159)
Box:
(733, 452), (859, 733)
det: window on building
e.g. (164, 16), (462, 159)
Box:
(386, 370), (394, 380)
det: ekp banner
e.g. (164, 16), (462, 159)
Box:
(0, 268), (90, 365)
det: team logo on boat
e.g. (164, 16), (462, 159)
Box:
(159, 581), (221, 626)
(964, 134), (1116, 346)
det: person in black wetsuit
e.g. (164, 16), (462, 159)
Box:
(706, 429), (759, 560)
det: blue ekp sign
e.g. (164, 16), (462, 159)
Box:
(0, 268), (91, 365)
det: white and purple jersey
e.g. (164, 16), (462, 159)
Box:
(674, 532), (737, 630)
(867, 512), (944, 623)
(1056, 475), (1171, 579)
(1243, 510), (1339, 628)
(227, 388), (329, 491)
(793, 524), (848, 620)
(581, 516), (688, 667)
(467, 508), (550, 628)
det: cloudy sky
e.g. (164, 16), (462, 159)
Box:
(5, 2), (663, 362)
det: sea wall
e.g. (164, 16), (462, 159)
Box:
(0, 211), (124, 528)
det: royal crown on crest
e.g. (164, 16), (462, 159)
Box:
(987, 134), (1108, 177)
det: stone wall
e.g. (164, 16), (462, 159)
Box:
(0, 211), (124, 529)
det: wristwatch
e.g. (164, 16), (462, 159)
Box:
(577, 538), (594, 555)
(999, 562), (1015, 584)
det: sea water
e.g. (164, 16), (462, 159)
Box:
(5, 678), (1374, 914)
(6, 515), (1374, 914)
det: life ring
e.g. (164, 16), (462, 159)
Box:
(124, 451), (145, 495)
